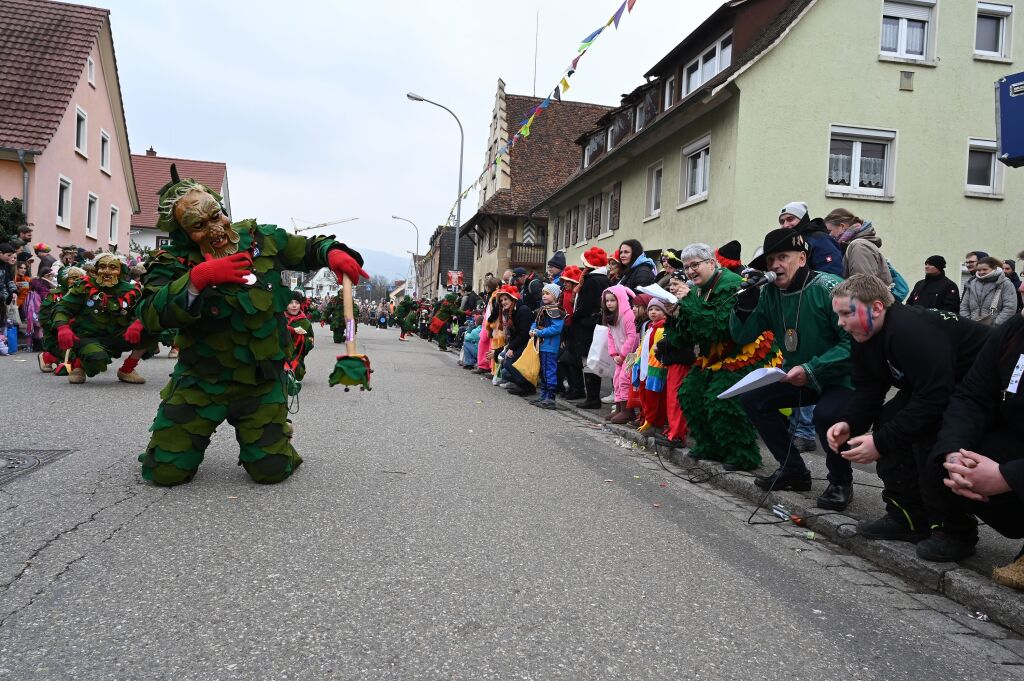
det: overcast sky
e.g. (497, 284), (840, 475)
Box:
(105, 0), (722, 257)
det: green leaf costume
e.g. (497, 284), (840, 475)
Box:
(432, 294), (464, 351)
(395, 296), (416, 333)
(136, 177), (363, 487)
(665, 268), (782, 470)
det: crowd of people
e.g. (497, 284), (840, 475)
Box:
(402, 200), (1024, 592)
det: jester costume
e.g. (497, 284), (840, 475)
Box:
(50, 255), (156, 383)
(136, 174), (365, 486)
(665, 267), (782, 470)
(395, 295), (416, 340)
(430, 293), (464, 351)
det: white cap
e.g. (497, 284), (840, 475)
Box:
(779, 201), (808, 222)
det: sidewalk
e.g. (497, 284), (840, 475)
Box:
(439, 335), (1024, 636)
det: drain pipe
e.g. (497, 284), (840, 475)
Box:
(16, 149), (30, 223)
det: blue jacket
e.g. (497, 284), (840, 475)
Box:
(797, 217), (843, 276)
(531, 315), (564, 353)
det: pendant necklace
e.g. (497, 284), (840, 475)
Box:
(780, 276), (807, 353)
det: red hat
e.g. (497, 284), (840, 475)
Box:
(497, 284), (520, 300)
(561, 265), (583, 283)
(632, 293), (653, 308)
(609, 249), (621, 264)
(580, 247), (608, 269)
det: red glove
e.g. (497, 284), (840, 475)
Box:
(189, 252), (253, 292)
(328, 248), (368, 284)
(319, 320), (326, 327)
(57, 325), (78, 351)
(123, 319), (145, 345)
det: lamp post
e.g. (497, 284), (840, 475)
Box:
(391, 215), (420, 256)
(406, 92), (464, 278)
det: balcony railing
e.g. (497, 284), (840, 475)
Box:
(510, 242), (546, 267)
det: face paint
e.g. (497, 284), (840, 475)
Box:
(852, 299), (873, 336)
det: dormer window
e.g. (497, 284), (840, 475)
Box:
(684, 31), (733, 96)
(635, 88), (658, 132)
(583, 134), (605, 168)
(663, 75), (677, 110)
(609, 110), (633, 149)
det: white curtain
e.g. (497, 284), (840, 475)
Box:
(905, 19), (925, 55)
(859, 157), (885, 188)
(881, 16), (900, 52)
(829, 153), (852, 186)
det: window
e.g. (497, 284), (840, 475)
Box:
(100, 130), (111, 173)
(75, 107), (87, 156)
(487, 222), (497, 251)
(966, 138), (1002, 195)
(86, 193), (99, 238)
(583, 133), (605, 167)
(880, 1), (935, 61)
(827, 125), (897, 198)
(609, 110), (632, 149)
(645, 161), (663, 218)
(108, 205), (119, 244)
(976, 3), (1013, 58)
(87, 57), (95, 86)
(684, 32), (733, 95)
(635, 88), (658, 132)
(663, 75), (676, 110)
(57, 176), (72, 228)
(680, 135), (711, 204)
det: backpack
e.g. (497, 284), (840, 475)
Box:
(887, 259), (909, 302)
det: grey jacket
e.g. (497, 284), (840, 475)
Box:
(960, 271), (1017, 325)
(841, 226), (892, 286)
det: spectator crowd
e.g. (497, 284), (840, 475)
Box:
(402, 200), (1024, 593)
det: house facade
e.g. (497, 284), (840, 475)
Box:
(130, 148), (230, 253)
(459, 81), (612, 291)
(0, 0), (138, 251)
(536, 0), (1023, 278)
(417, 224), (475, 299)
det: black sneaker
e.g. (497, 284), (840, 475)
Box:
(754, 468), (812, 491)
(858, 514), (929, 543)
(916, 529), (977, 562)
(792, 436), (818, 453)
(534, 398), (556, 410)
(816, 483), (853, 511)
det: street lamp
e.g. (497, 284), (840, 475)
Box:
(391, 215), (420, 256)
(406, 91), (464, 276)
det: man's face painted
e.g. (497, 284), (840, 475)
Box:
(174, 189), (239, 257)
(93, 256), (122, 289)
(833, 295), (879, 343)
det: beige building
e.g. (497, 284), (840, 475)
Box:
(459, 81), (611, 291)
(536, 0), (1023, 280)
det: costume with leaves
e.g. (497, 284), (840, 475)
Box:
(395, 295), (416, 337)
(136, 174), (365, 486)
(430, 293), (464, 351)
(38, 266), (85, 370)
(285, 310), (314, 382)
(666, 267), (782, 469)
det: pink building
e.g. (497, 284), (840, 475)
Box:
(0, 0), (138, 251)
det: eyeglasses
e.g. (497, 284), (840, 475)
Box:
(682, 259), (711, 272)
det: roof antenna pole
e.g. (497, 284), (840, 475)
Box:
(533, 9), (539, 97)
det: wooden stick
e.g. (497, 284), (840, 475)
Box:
(341, 273), (357, 356)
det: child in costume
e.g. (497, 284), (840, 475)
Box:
(51, 253), (156, 384)
(135, 171), (366, 486)
(323, 294), (347, 343)
(656, 273), (695, 446)
(622, 293), (651, 426)
(603, 285), (637, 424)
(284, 290), (314, 383)
(637, 298), (669, 433)
(529, 283), (565, 409)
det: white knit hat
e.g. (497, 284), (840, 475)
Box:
(542, 283), (561, 299)
(779, 201), (808, 222)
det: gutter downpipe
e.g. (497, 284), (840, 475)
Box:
(17, 150), (30, 223)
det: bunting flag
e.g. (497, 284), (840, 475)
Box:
(442, 0), (640, 228)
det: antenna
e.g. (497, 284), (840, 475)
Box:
(533, 9), (539, 97)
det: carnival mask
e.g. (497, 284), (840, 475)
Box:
(173, 189), (239, 257)
(93, 256), (122, 289)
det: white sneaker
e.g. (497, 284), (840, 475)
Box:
(601, 393), (615, 404)
(498, 381), (511, 388)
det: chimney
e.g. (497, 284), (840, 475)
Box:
(145, 147), (157, 157)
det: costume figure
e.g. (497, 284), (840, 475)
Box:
(135, 173), (365, 486)
(430, 293), (464, 351)
(395, 295), (416, 340)
(323, 294), (348, 343)
(51, 254), (155, 384)
(285, 290), (314, 382)
(37, 265), (85, 373)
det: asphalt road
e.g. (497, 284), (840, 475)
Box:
(1, 330), (1021, 680)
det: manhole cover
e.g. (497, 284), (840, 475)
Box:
(0, 450), (75, 486)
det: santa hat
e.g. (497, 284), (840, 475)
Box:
(497, 284), (520, 301)
(581, 247), (608, 269)
(560, 265), (583, 283)
(715, 240), (742, 269)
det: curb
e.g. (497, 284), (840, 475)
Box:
(555, 397), (1024, 637)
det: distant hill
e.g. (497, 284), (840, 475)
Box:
(359, 249), (411, 282)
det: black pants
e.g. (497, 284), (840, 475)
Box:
(873, 391), (931, 530)
(927, 427), (1024, 539)
(740, 382), (854, 484)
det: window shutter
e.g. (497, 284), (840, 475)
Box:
(571, 206), (579, 244)
(883, 1), (933, 21)
(584, 197), (594, 239)
(552, 215), (560, 251)
(594, 193), (603, 233)
(610, 182), (621, 231)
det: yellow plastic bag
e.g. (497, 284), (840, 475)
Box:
(512, 338), (541, 387)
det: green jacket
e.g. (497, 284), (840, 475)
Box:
(667, 267), (742, 356)
(729, 270), (851, 392)
(138, 220), (344, 385)
(53, 276), (142, 340)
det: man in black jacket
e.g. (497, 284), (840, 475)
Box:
(570, 247), (611, 408)
(906, 255), (960, 312)
(826, 275), (991, 543)
(498, 285), (537, 397)
(917, 313), (1024, 571)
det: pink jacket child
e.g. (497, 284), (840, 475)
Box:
(603, 285), (638, 402)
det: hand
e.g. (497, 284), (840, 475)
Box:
(614, 355), (624, 365)
(842, 433), (880, 464)
(734, 286), (761, 312)
(781, 365), (807, 387)
(293, 327), (307, 336)
(123, 320), (144, 345)
(189, 252), (253, 292)
(328, 248), (369, 284)
(676, 284), (690, 299)
(943, 449), (1011, 501)
(57, 325), (78, 351)
(529, 329), (536, 337)
(827, 422), (851, 452)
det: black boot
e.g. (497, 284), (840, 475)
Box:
(916, 528), (978, 562)
(858, 514), (929, 543)
(816, 483), (853, 511)
(754, 468), (812, 492)
(577, 373), (603, 409)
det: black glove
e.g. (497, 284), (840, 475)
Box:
(733, 286), (761, 322)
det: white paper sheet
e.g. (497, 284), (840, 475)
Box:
(716, 367), (788, 399)
(636, 283), (678, 305)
